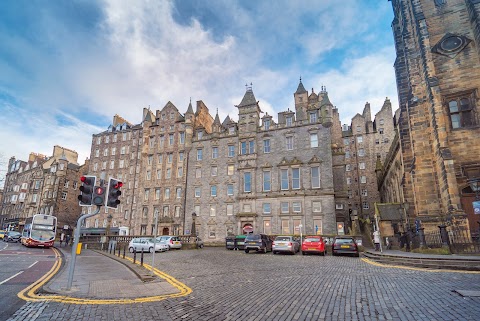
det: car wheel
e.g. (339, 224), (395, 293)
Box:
(129, 247), (134, 253)
(355, 253), (360, 258)
(149, 247), (154, 253)
(302, 251), (305, 255)
(245, 249), (249, 254)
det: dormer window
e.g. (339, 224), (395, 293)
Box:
(309, 112), (317, 123)
(286, 116), (293, 126)
(229, 127), (235, 135)
(264, 119), (270, 130)
(197, 131), (203, 139)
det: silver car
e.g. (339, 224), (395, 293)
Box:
(128, 238), (168, 253)
(273, 236), (300, 255)
(156, 236), (182, 250)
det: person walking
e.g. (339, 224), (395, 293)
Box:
(373, 230), (381, 251)
(59, 233), (65, 247)
(65, 234), (71, 246)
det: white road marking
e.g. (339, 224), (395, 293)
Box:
(0, 271), (24, 285)
(28, 261), (38, 269)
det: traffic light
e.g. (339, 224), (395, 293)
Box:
(78, 176), (96, 206)
(106, 178), (123, 208)
(93, 186), (106, 206)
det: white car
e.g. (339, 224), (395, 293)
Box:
(156, 236), (182, 249)
(128, 238), (168, 253)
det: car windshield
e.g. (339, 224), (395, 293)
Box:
(10, 231), (21, 236)
(275, 236), (291, 241)
(245, 234), (261, 241)
(335, 238), (354, 244)
(304, 237), (321, 242)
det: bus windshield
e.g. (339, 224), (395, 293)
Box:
(31, 229), (55, 241)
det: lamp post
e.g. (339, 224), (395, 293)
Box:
(191, 212), (197, 249)
(299, 224), (303, 249)
(151, 213), (158, 276)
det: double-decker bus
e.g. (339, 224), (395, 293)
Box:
(21, 214), (57, 248)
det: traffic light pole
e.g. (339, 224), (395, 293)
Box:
(66, 206), (101, 291)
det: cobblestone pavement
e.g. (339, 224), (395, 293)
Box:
(8, 248), (480, 321)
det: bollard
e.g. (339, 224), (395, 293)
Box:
(123, 245), (126, 259)
(118, 245), (121, 257)
(140, 251), (144, 266)
(133, 250), (136, 264)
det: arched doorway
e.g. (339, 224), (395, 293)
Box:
(162, 227), (169, 235)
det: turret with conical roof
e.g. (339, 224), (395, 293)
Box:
(294, 77), (308, 121)
(236, 83), (262, 133)
(212, 109), (222, 133)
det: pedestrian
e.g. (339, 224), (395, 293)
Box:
(373, 230), (381, 251)
(59, 233), (65, 247)
(65, 234), (71, 246)
(400, 232), (406, 249)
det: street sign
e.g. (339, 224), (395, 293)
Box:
(473, 201), (480, 214)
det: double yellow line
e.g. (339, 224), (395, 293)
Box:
(18, 248), (192, 305)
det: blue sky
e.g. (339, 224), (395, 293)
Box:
(0, 0), (397, 174)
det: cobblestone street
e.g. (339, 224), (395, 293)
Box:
(9, 248), (480, 321)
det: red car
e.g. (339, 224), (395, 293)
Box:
(301, 236), (326, 256)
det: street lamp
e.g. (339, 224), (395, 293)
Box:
(299, 224), (303, 248)
(191, 212), (197, 249)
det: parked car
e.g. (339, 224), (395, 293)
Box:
(0, 230), (6, 240)
(195, 236), (204, 249)
(301, 236), (326, 256)
(331, 236), (360, 257)
(273, 236), (299, 255)
(4, 231), (22, 243)
(156, 236), (182, 250)
(244, 234), (272, 253)
(128, 238), (168, 253)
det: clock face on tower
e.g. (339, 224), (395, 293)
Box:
(432, 33), (471, 58)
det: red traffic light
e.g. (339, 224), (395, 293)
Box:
(95, 187), (105, 195)
(80, 176), (95, 184)
(114, 182), (123, 189)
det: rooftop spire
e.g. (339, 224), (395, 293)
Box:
(295, 77), (307, 94)
(186, 97), (194, 114)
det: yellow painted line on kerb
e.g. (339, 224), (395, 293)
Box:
(18, 248), (192, 305)
(361, 257), (480, 274)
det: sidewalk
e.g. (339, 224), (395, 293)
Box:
(363, 248), (480, 271)
(43, 246), (179, 299)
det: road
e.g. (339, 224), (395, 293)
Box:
(4, 247), (480, 320)
(0, 241), (56, 321)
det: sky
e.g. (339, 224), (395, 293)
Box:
(0, 0), (398, 177)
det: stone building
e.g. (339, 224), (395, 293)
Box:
(184, 82), (347, 243)
(340, 99), (395, 233)
(389, 0), (480, 233)
(0, 146), (85, 232)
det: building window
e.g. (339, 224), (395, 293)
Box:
(178, 152), (184, 162)
(263, 203), (271, 214)
(227, 204), (234, 215)
(358, 149), (365, 157)
(379, 119), (384, 125)
(379, 128), (384, 134)
(281, 169), (289, 190)
(155, 188), (161, 200)
(241, 141), (247, 155)
(197, 131), (203, 139)
(212, 147), (219, 159)
(347, 177), (352, 184)
(292, 168), (300, 189)
(227, 145), (235, 157)
(357, 136), (363, 143)
(345, 151), (350, 159)
(176, 187), (182, 198)
(292, 202), (301, 212)
(61, 192), (67, 200)
(263, 139), (271, 153)
(144, 189), (150, 201)
(310, 133), (318, 148)
(195, 168), (202, 178)
(169, 134), (174, 145)
(281, 202), (289, 213)
(163, 206), (169, 217)
(286, 116), (293, 126)
(363, 202), (370, 209)
(110, 160), (115, 169)
(244, 172), (251, 192)
(146, 170), (151, 180)
(175, 206), (181, 217)
(164, 188), (170, 199)
(227, 184), (234, 196)
(263, 171), (271, 191)
(249, 141), (255, 154)
(264, 119), (270, 130)
(311, 166), (320, 188)
(362, 189), (368, 196)
(211, 186), (217, 197)
(346, 164), (351, 172)
(309, 112), (317, 123)
(197, 149), (203, 161)
(210, 205), (216, 216)
(158, 154), (163, 164)
(361, 176), (367, 184)
(156, 170), (162, 180)
(227, 164), (234, 176)
(356, 125), (361, 133)
(166, 168), (171, 179)
(281, 219), (290, 234)
(343, 138), (349, 145)
(195, 187), (201, 198)
(312, 201), (321, 212)
(178, 167), (183, 177)
(167, 153), (173, 163)
(359, 162), (366, 170)
(211, 166), (218, 176)
(286, 136), (293, 150)
(180, 132), (185, 144)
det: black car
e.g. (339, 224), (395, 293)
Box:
(331, 236), (360, 257)
(4, 231), (22, 243)
(244, 234), (272, 253)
